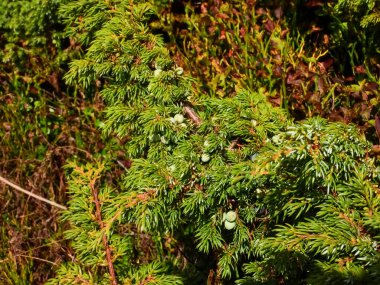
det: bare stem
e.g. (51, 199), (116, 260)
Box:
(90, 183), (118, 285)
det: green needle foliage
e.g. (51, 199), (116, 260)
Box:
(47, 0), (380, 284)
(46, 162), (183, 285)
(0, 0), (72, 78)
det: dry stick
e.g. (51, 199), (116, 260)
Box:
(90, 182), (118, 285)
(184, 104), (201, 126)
(0, 175), (67, 210)
(14, 254), (58, 266)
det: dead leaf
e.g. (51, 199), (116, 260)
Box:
(305, 0), (324, 7)
(264, 19), (275, 33)
(354, 65), (366, 74)
(375, 115), (380, 143)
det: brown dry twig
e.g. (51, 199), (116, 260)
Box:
(0, 175), (67, 210)
(184, 104), (201, 126)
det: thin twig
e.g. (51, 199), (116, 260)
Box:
(0, 175), (67, 210)
(14, 254), (58, 266)
(184, 104), (201, 126)
(54, 145), (94, 160)
(115, 159), (128, 171)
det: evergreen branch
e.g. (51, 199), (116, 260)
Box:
(0, 175), (67, 210)
(89, 180), (118, 285)
(184, 104), (201, 126)
(105, 189), (156, 232)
